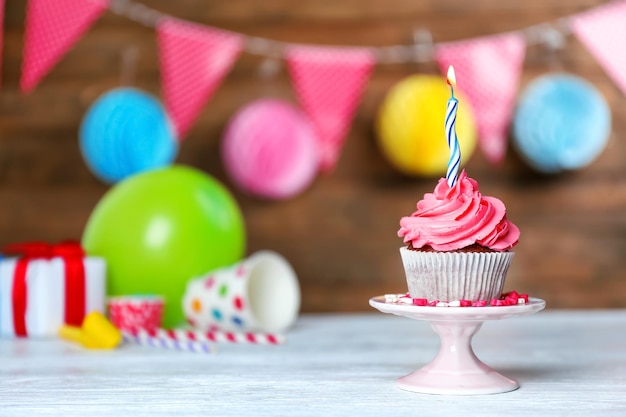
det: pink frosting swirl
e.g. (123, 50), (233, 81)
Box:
(398, 170), (519, 251)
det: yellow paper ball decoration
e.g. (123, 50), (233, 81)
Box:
(376, 75), (477, 177)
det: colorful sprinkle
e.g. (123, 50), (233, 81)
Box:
(232, 316), (244, 327)
(233, 296), (244, 310)
(383, 291), (531, 308)
(384, 294), (400, 303)
(212, 309), (222, 321)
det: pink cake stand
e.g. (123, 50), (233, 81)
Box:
(369, 296), (546, 395)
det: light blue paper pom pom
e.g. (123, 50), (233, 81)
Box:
(512, 74), (611, 174)
(80, 88), (178, 183)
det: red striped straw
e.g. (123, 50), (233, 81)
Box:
(126, 328), (286, 346)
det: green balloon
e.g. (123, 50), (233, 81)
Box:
(82, 165), (246, 327)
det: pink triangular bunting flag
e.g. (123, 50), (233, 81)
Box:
(435, 33), (526, 164)
(157, 18), (243, 138)
(286, 46), (375, 171)
(571, 0), (626, 96)
(20, 0), (108, 93)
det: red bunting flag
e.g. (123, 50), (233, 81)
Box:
(286, 46), (375, 171)
(157, 18), (243, 138)
(571, 0), (626, 96)
(20, 0), (108, 93)
(435, 33), (526, 164)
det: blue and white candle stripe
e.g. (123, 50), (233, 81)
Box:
(445, 97), (461, 188)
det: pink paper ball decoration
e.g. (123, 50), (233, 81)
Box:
(222, 99), (319, 199)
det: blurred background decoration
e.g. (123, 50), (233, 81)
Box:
(79, 87), (178, 183)
(82, 165), (246, 327)
(0, 0), (624, 313)
(376, 74), (477, 176)
(512, 73), (612, 173)
(221, 99), (319, 199)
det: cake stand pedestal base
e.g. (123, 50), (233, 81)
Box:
(369, 296), (545, 395)
(397, 321), (517, 395)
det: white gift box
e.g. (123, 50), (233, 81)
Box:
(0, 256), (106, 337)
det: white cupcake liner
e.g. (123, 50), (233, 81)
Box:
(399, 247), (514, 302)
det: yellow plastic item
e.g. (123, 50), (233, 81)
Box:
(58, 311), (122, 350)
(376, 75), (477, 177)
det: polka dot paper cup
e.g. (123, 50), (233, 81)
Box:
(108, 295), (165, 333)
(182, 251), (301, 333)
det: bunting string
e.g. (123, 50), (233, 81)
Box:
(108, 0), (578, 64)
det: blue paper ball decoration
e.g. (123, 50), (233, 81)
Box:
(512, 74), (611, 174)
(80, 88), (178, 183)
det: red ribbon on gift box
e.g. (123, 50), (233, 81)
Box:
(3, 241), (86, 337)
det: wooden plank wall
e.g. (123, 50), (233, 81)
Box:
(0, 0), (624, 311)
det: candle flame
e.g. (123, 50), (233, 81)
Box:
(446, 65), (456, 88)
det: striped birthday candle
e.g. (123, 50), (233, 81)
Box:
(445, 65), (461, 188)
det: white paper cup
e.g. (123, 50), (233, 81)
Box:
(399, 247), (514, 302)
(182, 251), (301, 333)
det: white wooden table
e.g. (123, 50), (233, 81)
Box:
(1, 310), (625, 416)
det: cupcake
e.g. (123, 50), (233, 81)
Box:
(398, 170), (519, 302)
